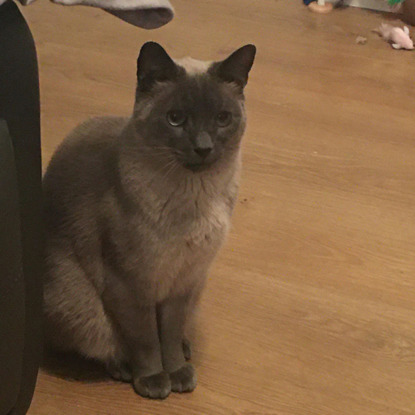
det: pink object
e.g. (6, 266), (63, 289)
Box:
(377, 23), (414, 50)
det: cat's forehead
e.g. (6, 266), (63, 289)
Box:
(166, 58), (239, 107)
(167, 74), (233, 112)
(139, 57), (243, 117)
(174, 57), (212, 75)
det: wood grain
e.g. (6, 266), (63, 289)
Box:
(24, 1), (415, 414)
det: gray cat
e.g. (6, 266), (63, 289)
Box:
(43, 42), (256, 399)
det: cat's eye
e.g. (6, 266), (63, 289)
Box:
(216, 111), (232, 127)
(167, 110), (187, 127)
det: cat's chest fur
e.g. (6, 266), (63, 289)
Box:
(110, 175), (236, 301)
(153, 197), (230, 281)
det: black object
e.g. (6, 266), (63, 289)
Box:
(0, 1), (43, 414)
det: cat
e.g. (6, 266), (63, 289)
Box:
(43, 41), (256, 399)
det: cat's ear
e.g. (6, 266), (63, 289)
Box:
(137, 42), (179, 92)
(210, 44), (256, 90)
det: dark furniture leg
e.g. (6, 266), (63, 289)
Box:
(0, 1), (43, 414)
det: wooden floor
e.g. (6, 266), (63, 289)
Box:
(25, 1), (415, 414)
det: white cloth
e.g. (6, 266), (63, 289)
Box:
(1, 0), (174, 28)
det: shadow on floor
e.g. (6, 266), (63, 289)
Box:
(41, 348), (110, 382)
(41, 328), (203, 383)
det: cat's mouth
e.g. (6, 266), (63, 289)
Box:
(173, 149), (219, 173)
(183, 161), (214, 172)
(176, 152), (218, 172)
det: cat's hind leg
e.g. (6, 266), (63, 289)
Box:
(43, 251), (126, 372)
(106, 359), (132, 382)
(182, 337), (192, 361)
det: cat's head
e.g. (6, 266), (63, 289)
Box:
(133, 42), (256, 172)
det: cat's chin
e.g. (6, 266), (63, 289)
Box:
(182, 162), (215, 173)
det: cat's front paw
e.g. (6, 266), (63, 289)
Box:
(133, 372), (171, 399)
(170, 363), (197, 393)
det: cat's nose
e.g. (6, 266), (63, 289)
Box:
(194, 132), (213, 159)
(194, 147), (212, 159)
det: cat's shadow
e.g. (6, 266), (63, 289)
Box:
(41, 330), (205, 383)
(41, 348), (110, 383)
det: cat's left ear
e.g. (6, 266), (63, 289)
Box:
(209, 44), (256, 90)
(137, 42), (179, 92)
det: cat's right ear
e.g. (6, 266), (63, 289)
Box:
(137, 42), (179, 92)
